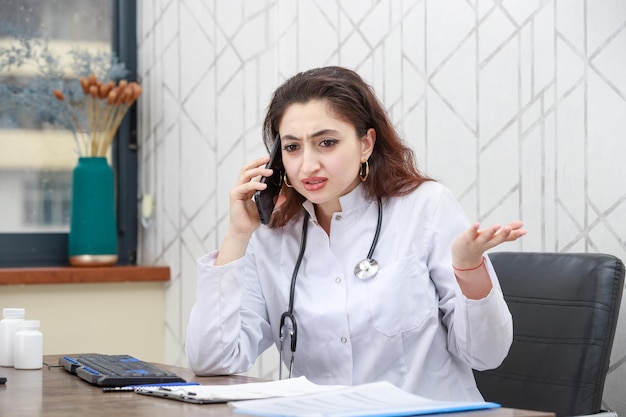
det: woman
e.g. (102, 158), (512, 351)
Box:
(186, 66), (525, 401)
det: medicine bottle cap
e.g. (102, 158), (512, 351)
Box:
(2, 308), (25, 318)
(19, 320), (40, 330)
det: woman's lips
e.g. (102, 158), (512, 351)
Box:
(302, 177), (327, 192)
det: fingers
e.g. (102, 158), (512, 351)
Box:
(226, 157), (281, 235)
(475, 221), (526, 245)
(452, 221), (526, 268)
(231, 156), (276, 201)
(507, 220), (524, 230)
(498, 221), (526, 242)
(237, 156), (272, 185)
(469, 222), (480, 238)
(468, 224), (500, 246)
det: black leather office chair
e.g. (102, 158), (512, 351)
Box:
(474, 252), (625, 417)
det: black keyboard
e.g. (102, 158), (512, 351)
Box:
(59, 354), (186, 387)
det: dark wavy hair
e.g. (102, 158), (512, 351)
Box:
(262, 66), (432, 227)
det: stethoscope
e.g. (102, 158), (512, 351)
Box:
(278, 197), (383, 379)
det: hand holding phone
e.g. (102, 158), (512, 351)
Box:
(255, 135), (284, 225)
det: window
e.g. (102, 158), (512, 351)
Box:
(0, 0), (138, 267)
(22, 171), (72, 229)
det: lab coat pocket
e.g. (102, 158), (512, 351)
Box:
(366, 257), (433, 336)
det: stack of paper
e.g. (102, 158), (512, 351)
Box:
(136, 376), (500, 417)
(228, 381), (500, 417)
(135, 376), (344, 404)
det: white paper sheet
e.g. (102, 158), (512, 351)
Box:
(228, 381), (500, 417)
(135, 376), (345, 404)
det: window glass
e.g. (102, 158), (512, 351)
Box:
(0, 0), (113, 233)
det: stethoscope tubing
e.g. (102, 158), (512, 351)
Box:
(278, 198), (382, 379)
(279, 212), (309, 379)
(366, 197), (383, 260)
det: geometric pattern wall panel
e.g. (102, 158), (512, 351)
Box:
(138, 1), (626, 412)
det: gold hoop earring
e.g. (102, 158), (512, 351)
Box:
(359, 161), (369, 182)
(283, 172), (293, 188)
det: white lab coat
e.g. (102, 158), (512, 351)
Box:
(186, 181), (512, 401)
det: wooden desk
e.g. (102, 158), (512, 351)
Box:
(0, 355), (555, 417)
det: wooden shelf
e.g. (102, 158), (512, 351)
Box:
(0, 265), (170, 285)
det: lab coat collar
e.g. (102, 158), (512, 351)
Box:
(301, 184), (371, 223)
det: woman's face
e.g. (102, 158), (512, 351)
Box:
(278, 99), (375, 214)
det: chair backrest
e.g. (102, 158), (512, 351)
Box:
(474, 252), (625, 417)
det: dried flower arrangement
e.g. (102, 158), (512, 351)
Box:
(0, 30), (140, 157)
(53, 74), (142, 157)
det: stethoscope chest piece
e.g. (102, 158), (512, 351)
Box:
(354, 258), (379, 280)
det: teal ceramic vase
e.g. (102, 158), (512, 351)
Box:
(68, 157), (118, 266)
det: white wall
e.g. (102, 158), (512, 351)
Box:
(136, 0), (626, 412)
(0, 282), (165, 362)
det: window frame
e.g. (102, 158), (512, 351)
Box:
(0, 0), (138, 267)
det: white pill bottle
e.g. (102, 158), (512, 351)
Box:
(14, 320), (43, 370)
(0, 307), (26, 367)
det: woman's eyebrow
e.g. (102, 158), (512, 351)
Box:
(282, 129), (341, 141)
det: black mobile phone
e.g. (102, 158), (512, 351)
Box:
(255, 135), (284, 225)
